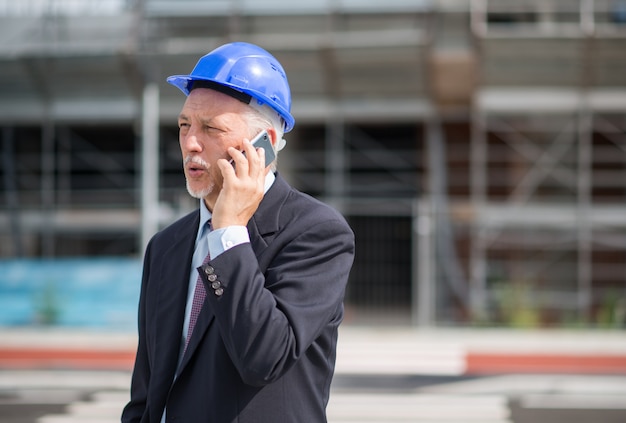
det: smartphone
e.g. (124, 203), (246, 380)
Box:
(231, 130), (275, 168)
(250, 130), (276, 167)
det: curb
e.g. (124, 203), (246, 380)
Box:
(0, 347), (136, 371)
(466, 352), (626, 375)
(1, 327), (625, 375)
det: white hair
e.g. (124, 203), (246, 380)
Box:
(244, 100), (287, 171)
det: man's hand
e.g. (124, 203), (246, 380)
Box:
(212, 138), (267, 229)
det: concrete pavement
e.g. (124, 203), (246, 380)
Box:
(335, 326), (626, 375)
(1, 325), (625, 422)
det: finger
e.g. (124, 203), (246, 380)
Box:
(242, 139), (264, 176)
(243, 138), (258, 162)
(228, 145), (248, 174)
(257, 146), (266, 170)
(217, 157), (236, 180)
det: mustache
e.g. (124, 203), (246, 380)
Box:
(183, 155), (210, 169)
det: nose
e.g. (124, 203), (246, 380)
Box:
(180, 127), (202, 154)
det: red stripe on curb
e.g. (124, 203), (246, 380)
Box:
(0, 348), (136, 370)
(2, 347), (626, 375)
(467, 353), (626, 374)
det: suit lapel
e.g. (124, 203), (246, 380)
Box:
(249, 173), (289, 246)
(153, 211), (199, 387)
(175, 174), (291, 372)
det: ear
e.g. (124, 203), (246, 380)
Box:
(266, 127), (278, 146)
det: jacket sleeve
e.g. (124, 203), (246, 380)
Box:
(201, 215), (354, 387)
(121, 240), (153, 423)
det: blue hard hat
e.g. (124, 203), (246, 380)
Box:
(167, 42), (295, 132)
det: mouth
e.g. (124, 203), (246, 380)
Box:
(184, 156), (209, 178)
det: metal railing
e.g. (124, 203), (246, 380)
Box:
(0, 0), (127, 16)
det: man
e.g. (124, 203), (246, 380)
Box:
(122, 42), (355, 422)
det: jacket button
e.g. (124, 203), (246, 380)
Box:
(211, 281), (221, 290)
(203, 265), (215, 276)
(214, 287), (224, 296)
(208, 274), (217, 282)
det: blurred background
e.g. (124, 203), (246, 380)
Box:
(1, 0), (625, 329)
(1, 1), (626, 422)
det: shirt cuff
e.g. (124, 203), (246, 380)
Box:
(207, 226), (250, 258)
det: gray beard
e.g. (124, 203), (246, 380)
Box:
(186, 179), (214, 199)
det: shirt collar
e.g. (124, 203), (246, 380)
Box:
(196, 171), (276, 238)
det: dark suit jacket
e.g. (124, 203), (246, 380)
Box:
(122, 174), (355, 423)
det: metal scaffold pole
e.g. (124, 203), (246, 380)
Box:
(413, 198), (434, 327)
(140, 82), (160, 254)
(577, 99), (593, 322)
(325, 117), (347, 215)
(2, 127), (23, 257)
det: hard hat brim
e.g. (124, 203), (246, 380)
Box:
(166, 74), (295, 132)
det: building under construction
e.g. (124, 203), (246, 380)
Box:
(1, 0), (625, 327)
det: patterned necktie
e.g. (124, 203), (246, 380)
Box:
(184, 222), (211, 352)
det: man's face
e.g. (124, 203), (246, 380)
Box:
(178, 88), (250, 205)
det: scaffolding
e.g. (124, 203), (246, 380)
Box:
(0, 0), (624, 326)
(469, 0), (626, 324)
